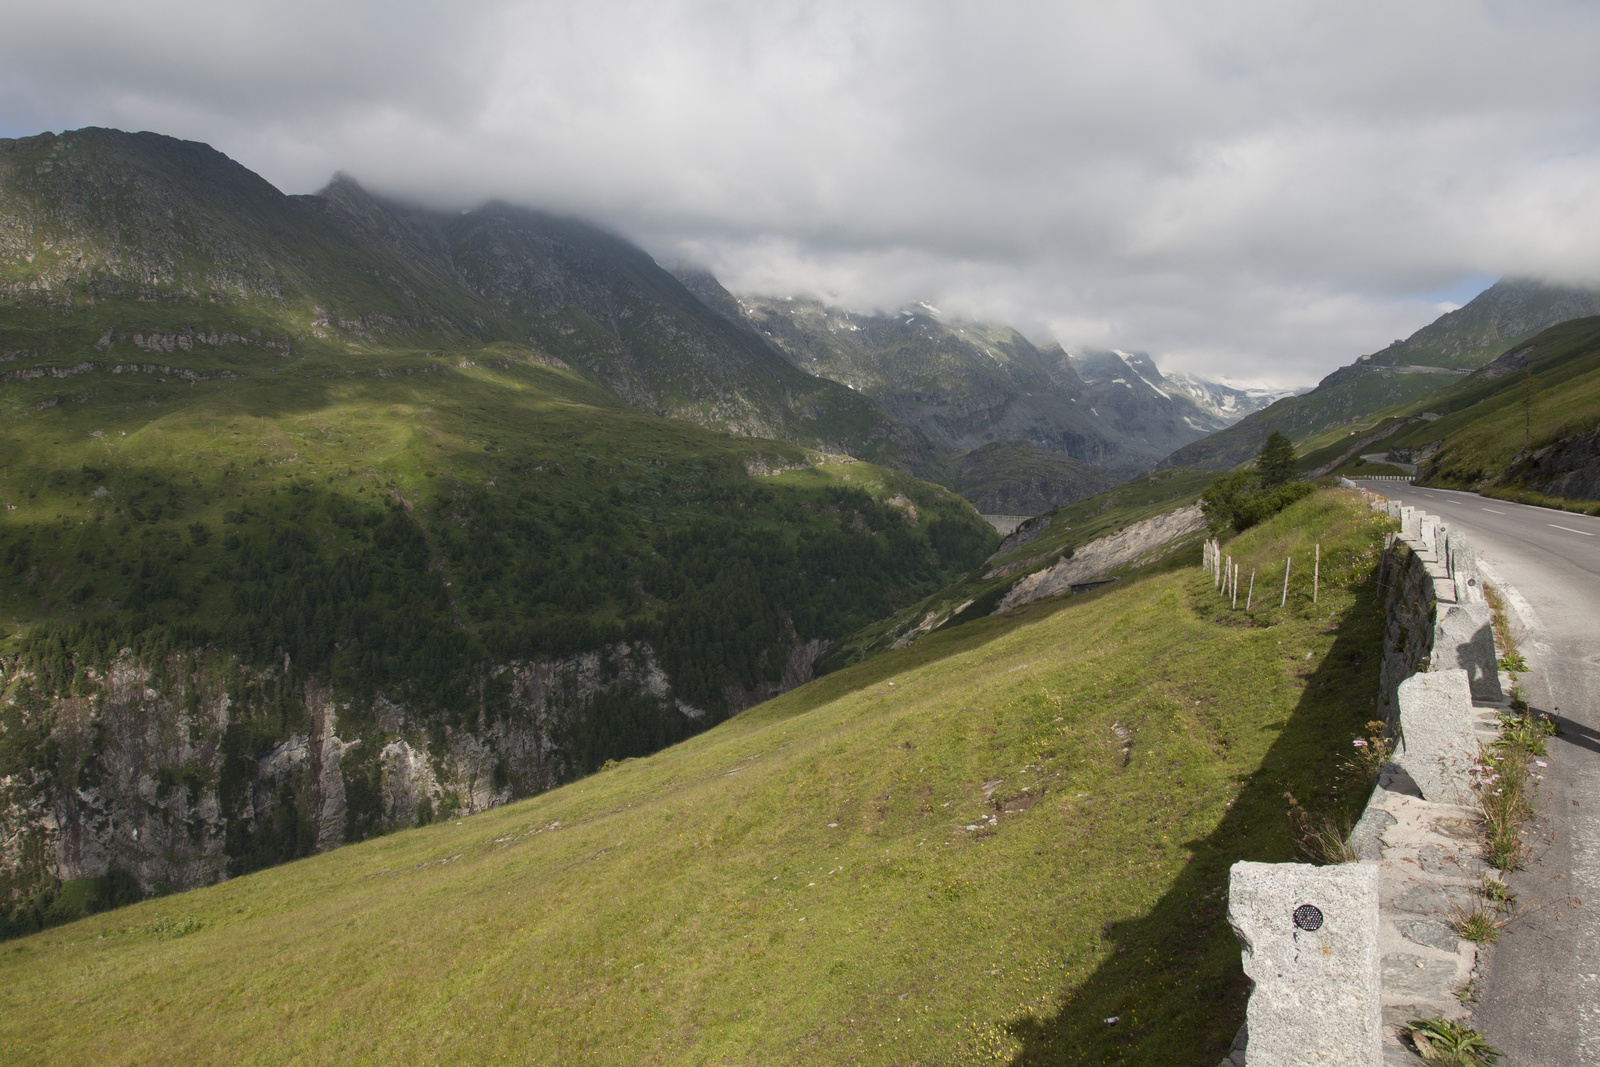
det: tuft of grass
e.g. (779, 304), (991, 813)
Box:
(1482, 585), (1518, 664)
(1406, 1016), (1502, 1065)
(140, 916), (204, 939)
(1475, 741), (1536, 872)
(1480, 875), (1515, 909)
(1498, 711), (1556, 758)
(1496, 651), (1528, 675)
(1284, 797), (1359, 865)
(1451, 906), (1504, 944)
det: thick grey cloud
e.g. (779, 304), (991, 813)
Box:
(4, 0), (1600, 386)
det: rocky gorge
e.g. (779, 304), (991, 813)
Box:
(0, 637), (825, 927)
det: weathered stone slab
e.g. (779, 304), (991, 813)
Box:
(1401, 506), (1418, 538)
(1390, 881), (1477, 916)
(1396, 670), (1476, 806)
(1347, 802), (1397, 861)
(1396, 919), (1461, 952)
(1446, 534), (1483, 603)
(1380, 952), (1459, 996)
(1228, 861), (1382, 1066)
(1430, 605), (1500, 701)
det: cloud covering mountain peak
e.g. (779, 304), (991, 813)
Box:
(4, 0), (1600, 385)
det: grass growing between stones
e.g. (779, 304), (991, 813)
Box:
(1474, 589), (1557, 872)
(0, 490), (1391, 1066)
(1476, 715), (1556, 872)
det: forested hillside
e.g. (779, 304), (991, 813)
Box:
(0, 489), (1395, 1065)
(0, 128), (996, 928)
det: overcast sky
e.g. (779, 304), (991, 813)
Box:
(5, 1), (1600, 386)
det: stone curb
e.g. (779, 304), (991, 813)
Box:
(1223, 493), (1503, 1066)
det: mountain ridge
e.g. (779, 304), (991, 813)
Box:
(674, 280), (1266, 490)
(0, 126), (998, 912)
(1162, 276), (1600, 471)
(1, 127), (927, 465)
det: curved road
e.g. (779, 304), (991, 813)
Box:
(1355, 482), (1600, 1064)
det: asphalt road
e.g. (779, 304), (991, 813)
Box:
(1354, 481), (1600, 1064)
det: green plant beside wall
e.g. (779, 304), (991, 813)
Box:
(1405, 1015), (1503, 1065)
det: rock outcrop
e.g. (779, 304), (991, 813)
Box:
(0, 637), (813, 907)
(993, 504), (1207, 612)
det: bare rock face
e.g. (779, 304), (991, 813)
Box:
(994, 504), (1206, 613)
(0, 638), (767, 902)
(1507, 427), (1600, 501)
(3, 654), (234, 896)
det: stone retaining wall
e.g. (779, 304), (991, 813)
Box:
(1222, 491), (1508, 1066)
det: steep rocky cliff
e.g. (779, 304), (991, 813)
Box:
(1, 636), (812, 922)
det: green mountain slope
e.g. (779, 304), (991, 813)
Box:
(0, 489), (1393, 1066)
(0, 128), (922, 462)
(819, 467), (1218, 671)
(953, 439), (1118, 515)
(1364, 277), (1600, 370)
(1323, 315), (1600, 506)
(0, 128), (997, 914)
(1162, 277), (1600, 471)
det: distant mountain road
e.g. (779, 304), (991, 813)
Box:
(1355, 481), (1600, 1064)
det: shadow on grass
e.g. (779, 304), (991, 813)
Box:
(1003, 574), (1388, 1066)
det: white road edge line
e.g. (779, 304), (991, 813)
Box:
(1548, 524), (1596, 537)
(1474, 557), (1552, 657)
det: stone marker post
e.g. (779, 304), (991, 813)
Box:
(1446, 533), (1482, 604)
(1396, 668), (1477, 806)
(1432, 605), (1500, 701)
(1228, 861), (1382, 1066)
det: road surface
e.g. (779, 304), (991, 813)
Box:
(1355, 481), (1600, 1064)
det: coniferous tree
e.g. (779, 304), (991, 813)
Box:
(1255, 431), (1298, 488)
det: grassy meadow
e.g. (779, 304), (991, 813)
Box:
(0, 489), (1393, 1065)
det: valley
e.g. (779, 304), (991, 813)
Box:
(3, 122), (1599, 1066)
(0, 489), (1392, 1065)
(0, 129), (998, 923)
(689, 283), (1279, 493)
